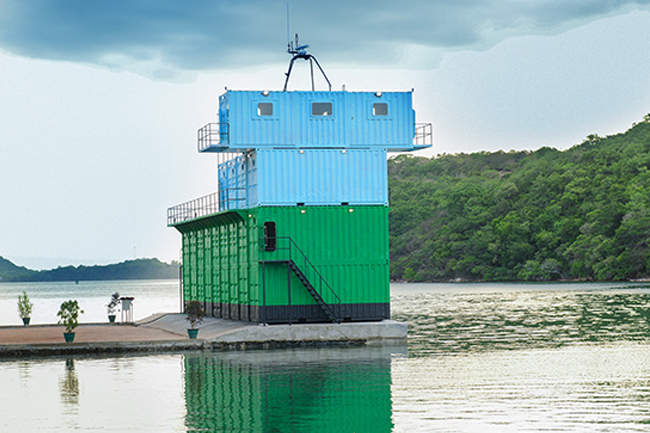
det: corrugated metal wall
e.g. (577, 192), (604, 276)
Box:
(258, 206), (388, 265)
(175, 206), (390, 322)
(217, 152), (256, 210)
(217, 149), (388, 210)
(257, 206), (390, 317)
(222, 90), (415, 150)
(257, 149), (388, 206)
(177, 211), (260, 321)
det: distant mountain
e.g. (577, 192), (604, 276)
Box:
(0, 256), (34, 281)
(0, 257), (179, 282)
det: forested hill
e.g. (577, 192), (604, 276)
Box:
(389, 115), (650, 282)
(0, 257), (179, 282)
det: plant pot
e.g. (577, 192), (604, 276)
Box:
(108, 315), (116, 323)
(22, 317), (30, 326)
(187, 329), (199, 339)
(63, 332), (76, 343)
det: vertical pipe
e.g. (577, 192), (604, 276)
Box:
(310, 58), (315, 91)
(286, 3), (291, 52)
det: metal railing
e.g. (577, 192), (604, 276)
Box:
(167, 192), (219, 225)
(198, 123), (229, 152)
(259, 236), (341, 322)
(199, 121), (431, 149)
(219, 187), (246, 211)
(414, 123), (433, 146)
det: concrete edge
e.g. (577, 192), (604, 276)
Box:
(0, 338), (378, 358)
(0, 318), (408, 359)
(0, 340), (204, 358)
(0, 322), (137, 330)
(211, 320), (408, 344)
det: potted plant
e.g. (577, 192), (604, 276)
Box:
(106, 292), (120, 323)
(185, 300), (205, 339)
(57, 300), (84, 343)
(17, 291), (34, 325)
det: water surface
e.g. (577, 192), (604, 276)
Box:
(2, 281), (650, 432)
(0, 279), (180, 325)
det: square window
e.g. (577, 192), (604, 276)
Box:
(257, 102), (273, 116)
(312, 102), (333, 116)
(373, 102), (388, 116)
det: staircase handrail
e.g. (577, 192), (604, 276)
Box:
(259, 236), (341, 307)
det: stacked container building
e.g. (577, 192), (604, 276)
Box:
(168, 88), (431, 323)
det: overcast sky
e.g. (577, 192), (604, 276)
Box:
(1, 1), (650, 269)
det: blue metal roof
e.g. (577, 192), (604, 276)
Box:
(198, 90), (432, 153)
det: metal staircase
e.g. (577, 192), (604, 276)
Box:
(259, 236), (341, 323)
(285, 260), (338, 322)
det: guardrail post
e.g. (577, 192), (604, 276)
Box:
(262, 259), (266, 326)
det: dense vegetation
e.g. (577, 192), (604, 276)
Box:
(389, 115), (650, 282)
(0, 257), (179, 282)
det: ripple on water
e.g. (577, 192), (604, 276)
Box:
(391, 283), (650, 356)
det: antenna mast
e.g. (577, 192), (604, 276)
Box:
(286, 3), (291, 53)
(283, 6), (331, 92)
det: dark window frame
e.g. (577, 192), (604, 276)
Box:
(257, 102), (274, 116)
(264, 221), (277, 252)
(373, 102), (388, 116)
(311, 102), (333, 117)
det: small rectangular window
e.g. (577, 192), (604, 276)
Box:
(312, 102), (333, 116)
(373, 102), (388, 116)
(257, 102), (273, 116)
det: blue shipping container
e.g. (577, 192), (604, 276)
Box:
(217, 149), (388, 210)
(201, 90), (429, 152)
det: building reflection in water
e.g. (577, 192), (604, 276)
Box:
(184, 346), (404, 432)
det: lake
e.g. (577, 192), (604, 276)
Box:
(2, 280), (650, 432)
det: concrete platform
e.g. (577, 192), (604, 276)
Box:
(0, 314), (407, 358)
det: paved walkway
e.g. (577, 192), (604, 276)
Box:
(0, 313), (407, 357)
(0, 323), (184, 345)
(0, 313), (247, 345)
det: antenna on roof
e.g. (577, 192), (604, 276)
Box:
(283, 4), (332, 92)
(286, 3), (292, 54)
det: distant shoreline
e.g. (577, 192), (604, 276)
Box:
(0, 256), (179, 283)
(0, 277), (180, 284)
(390, 278), (650, 284)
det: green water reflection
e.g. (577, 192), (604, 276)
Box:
(184, 346), (403, 433)
(59, 358), (79, 407)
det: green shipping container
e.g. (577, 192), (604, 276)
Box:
(172, 205), (389, 323)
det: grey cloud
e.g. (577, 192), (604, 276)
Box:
(0, 0), (648, 78)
